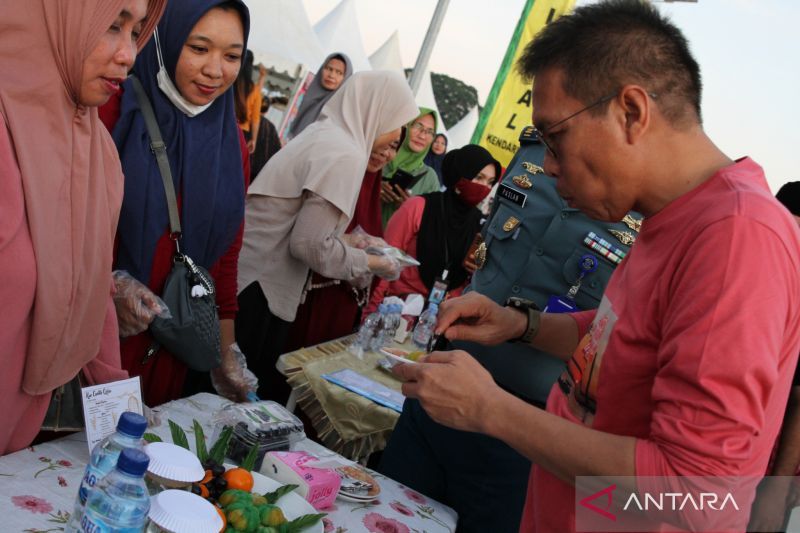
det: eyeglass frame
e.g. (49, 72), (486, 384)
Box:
(409, 121), (436, 138)
(532, 90), (657, 159)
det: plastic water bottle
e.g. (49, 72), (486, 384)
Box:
(349, 304), (386, 358)
(68, 412), (147, 529)
(412, 303), (439, 349)
(72, 448), (151, 533)
(384, 304), (404, 344)
(370, 304), (397, 352)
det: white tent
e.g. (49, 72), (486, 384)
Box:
(313, 0), (373, 72)
(368, 31), (404, 74)
(446, 105), (479, 149)
(243, 0), (325, 73)
(414, 67), (448, 136)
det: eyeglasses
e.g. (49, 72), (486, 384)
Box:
(410, 122), (435, 138)
(532, 91), (657, 159)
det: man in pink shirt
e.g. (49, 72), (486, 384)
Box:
(392, 1), (800, 531)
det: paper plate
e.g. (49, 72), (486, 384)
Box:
(148, 490), (222, 533)
(242, 466), (325, 533)
(144, 442), (205, 483)
(380, 347), (423, 366)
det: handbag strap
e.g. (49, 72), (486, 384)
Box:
(129, 75), (182, 241)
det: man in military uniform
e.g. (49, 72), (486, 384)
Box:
(379, 127), (639, 532)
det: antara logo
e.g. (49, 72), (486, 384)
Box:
(580, 483), (618, 521)
(623, 492), (739, 512)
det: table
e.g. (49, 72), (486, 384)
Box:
(278, 336), (413, 462)
(0, 393), (457, 533)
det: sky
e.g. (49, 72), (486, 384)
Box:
(301, 0), (799, 193)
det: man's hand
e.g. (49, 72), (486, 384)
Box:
(393, 350), (506, 433)
(436, 292), (527, 345)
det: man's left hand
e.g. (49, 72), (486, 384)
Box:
(392, 350), (501, 433)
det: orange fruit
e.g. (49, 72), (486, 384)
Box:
(201, 469), (213, 484)
(215, 505), (227, 532)
(222, 467), (254, 492)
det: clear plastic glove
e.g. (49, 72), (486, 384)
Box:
(347, 226), (388, 250)
(211, 343), (258, 403)
(368, 254), (401, 281)
(112, 270), (170, 338)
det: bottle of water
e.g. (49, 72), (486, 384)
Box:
(71, 448), (151, 533)
(349, 304), (386, 358)
(68, 412), (147, 530)
(370, 304), (396, 352)
(412, 303), (439, 349)
(385, 304), (403, 344)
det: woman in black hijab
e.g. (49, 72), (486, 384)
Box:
(365, 144), (500, 313)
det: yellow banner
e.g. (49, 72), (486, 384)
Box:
(472, 0), (575, 168)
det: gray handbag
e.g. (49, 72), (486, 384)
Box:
(130, 76), (221, 372)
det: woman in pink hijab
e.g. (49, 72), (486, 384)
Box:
(0, 0), (166, 456)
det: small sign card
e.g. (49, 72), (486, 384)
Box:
(81, 376), (144, 452)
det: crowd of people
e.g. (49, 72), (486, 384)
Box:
(1, 0), (799, 531)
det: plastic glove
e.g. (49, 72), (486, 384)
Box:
(346, 226), (388, 250)
(211, 343), (258, 403)
(368, 254), (401, 281)
(112, 270), (170, 338)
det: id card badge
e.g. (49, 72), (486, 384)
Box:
(543, 254), (599, 313)
(544, 295), (579, 313)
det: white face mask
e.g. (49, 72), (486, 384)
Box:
(153, 29), (212, 117)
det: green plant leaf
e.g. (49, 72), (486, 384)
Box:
(285, 513), (326, 532)
(193, 420), (208, 463)
(143, 433), (163, 443)
(209, 425), (233, 464)
(168, 419), (190, 450)
(240, 443), (259, 472)
(263, 484), (299, 504)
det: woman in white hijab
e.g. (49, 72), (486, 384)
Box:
(237, 70), (417, 402)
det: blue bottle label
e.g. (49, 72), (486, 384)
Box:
(80, 512), (141, 533)
(77, 465), (103, 505)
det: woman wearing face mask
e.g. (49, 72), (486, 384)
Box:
(237, 71), (418, 403)
(0, 0), (165, 455)
(366, 145), (500, 316)
(283, 130), (405, 353)
(100, 0), (252, 406)
(424, 133), (448, 187)
(287, 52), (352, 139)
(380, 107), (442, 227)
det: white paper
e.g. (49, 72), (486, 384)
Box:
(81, 376), (143, 453)
(402, 294), (425, 316)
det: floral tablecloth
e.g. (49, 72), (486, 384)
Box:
(0, 393), (456, 533)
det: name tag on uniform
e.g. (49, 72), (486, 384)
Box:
(497, 183), (527, 208)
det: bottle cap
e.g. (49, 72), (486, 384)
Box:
(378, 303), (388, 313)
(117, 411), (148, 439)
(116, 448), (150, 477)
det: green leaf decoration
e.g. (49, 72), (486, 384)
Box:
(240, 443), (259, 472)
(168, 419), (190, 450)
(193, 419), (208, 463)
(285, 513), (326, 533)
(263, 484), (299, 504)
(143, 433), (163, 443)
(209, 425), (233, 464)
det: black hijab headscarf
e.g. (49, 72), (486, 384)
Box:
(424, 133), (448, 187)
(416, 144), (500, 291)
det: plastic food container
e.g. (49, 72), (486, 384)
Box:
(212, 401), (305, 471)
(146, 489), (223, 533)
(143, 442), (205, 494)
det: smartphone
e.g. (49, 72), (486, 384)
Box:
(384, 168), (423, 191)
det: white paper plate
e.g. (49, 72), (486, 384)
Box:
(247, 468), (325, 533)
(379, 347), (423, 366)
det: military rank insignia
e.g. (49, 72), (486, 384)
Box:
(521, 162), (544, 174)
(503, 216), (521, 232)
(608, 229), (636, 246)
(622, 214), (643, 233)
(512, 174), (533, 189)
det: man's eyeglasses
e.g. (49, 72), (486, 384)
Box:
(410, 122), (435, 138)
(533, 91), (657, 159)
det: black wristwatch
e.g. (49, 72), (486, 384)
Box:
(505, 297), (541, 344)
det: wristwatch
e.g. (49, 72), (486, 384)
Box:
(505, 297), (541, 344)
